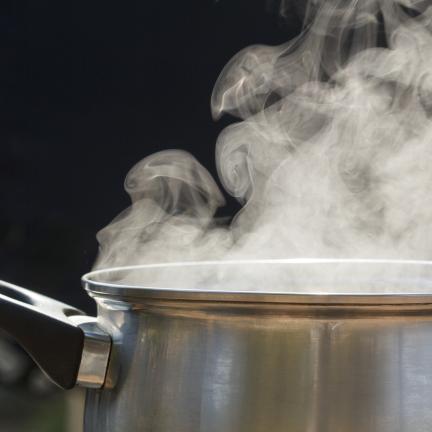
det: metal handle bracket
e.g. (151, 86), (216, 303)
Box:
(69, 316), (111, 388)
(0, 280), (111, 389)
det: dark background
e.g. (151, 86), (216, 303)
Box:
(0, 0), (302, 313)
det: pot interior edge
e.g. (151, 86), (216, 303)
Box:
(82, 259), (432, 306)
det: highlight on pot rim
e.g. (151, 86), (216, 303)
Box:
(83, 259), (432, 304)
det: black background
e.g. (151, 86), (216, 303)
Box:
(0, 0), (302, 312)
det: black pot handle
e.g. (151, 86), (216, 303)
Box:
(0, 280), (111, 390)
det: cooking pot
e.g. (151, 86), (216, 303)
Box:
(2, 259), (432, 432)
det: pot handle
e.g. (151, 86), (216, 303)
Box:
(0, 280), (111, 390)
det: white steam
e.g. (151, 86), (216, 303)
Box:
(94, 0), (432, 292)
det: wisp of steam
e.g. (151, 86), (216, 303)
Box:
(93, 0), (432, 293)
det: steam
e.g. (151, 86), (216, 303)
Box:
(94, 0), (432, 292)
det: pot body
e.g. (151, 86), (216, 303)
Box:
(83, 296), (432, 432)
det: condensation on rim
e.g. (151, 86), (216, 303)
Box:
(81, 259), (432, 305)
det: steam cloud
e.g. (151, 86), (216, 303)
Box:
(94, 0), (432, 292)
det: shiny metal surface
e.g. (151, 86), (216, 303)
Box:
(82, 259), (432, 304)
(83, 292), (432, 432)
(69, 316), (111, 389)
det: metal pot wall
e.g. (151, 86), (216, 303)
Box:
(2, 260), (432, 432)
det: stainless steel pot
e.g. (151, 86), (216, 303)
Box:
(2, 259), (432, 432)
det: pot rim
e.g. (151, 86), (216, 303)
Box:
(82, 259), (432, 305)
